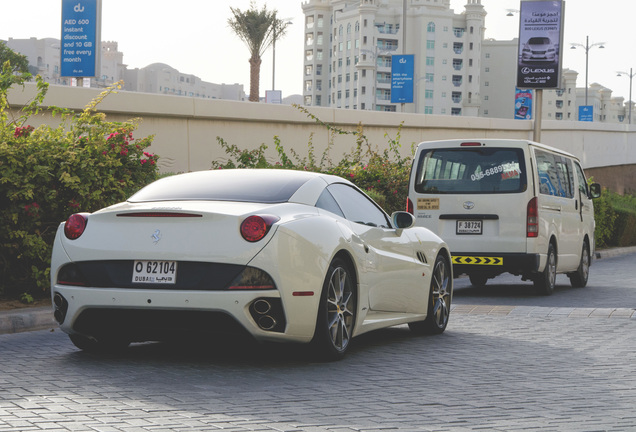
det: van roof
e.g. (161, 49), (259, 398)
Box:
(415, 139), (579, 161)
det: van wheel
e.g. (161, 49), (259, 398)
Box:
(568, 241), (590, 288)
(535, 243), (556, 295)
(469, 274), (488, 287)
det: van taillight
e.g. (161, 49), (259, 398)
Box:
(527, 197), (538, 238)
(407, 198), (414, 215)
(460, 142), (483, 147)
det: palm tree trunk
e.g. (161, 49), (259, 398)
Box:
(249, 55), (261, 102)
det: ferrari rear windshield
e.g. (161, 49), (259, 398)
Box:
(128, 170), (316, 203)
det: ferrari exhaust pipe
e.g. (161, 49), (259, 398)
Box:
(253, 299), (271, 315)
(258, 315), (277, 331)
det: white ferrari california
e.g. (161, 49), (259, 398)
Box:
(51, 169), (452, 359)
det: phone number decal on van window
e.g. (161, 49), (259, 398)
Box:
(471, 164), (522, 182)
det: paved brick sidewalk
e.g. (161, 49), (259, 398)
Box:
(1, 312), (635, 431)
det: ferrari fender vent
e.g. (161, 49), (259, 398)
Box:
(416, 251), (428, 264)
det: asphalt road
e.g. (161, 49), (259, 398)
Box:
(0, 251), (635, 431)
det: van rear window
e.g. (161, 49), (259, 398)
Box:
(414, 147), (527, 194)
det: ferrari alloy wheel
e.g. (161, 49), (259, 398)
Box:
(312, 257), (357, 360)
(409, 253), (452, 335)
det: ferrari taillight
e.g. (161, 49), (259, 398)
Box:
(240, 215), (279, 242)
(64, 213), (89, 240)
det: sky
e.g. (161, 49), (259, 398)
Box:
(1, 0), (634, 102)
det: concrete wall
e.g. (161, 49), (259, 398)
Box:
(7, 83), (636, 191)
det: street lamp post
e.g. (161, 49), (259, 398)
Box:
(617, 68), (634, 124)
(570, 35), (605, 106)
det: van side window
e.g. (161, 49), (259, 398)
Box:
(535, 150), (574, 198)
(574, 162), (590, 197)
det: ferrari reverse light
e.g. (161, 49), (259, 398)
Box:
(240, 215), (279, 242)
(64, 213), (89, 240)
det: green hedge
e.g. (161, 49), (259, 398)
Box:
(1, 69), (159, 298)
(213, 105), (636, 250)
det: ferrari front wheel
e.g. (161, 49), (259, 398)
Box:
(312, 257), (357, 361)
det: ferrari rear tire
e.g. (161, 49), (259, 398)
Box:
(409, 253), (452, 335)
(311, 257), (357, 361)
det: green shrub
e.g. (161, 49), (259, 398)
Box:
(0, 68), (159, 298)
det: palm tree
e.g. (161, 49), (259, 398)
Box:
(228, 2), (289, 102)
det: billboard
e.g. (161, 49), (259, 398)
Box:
(391, 54), (414, 103)
(61, 0), (101, 77)
(516, 0), (564, 89)
(514, 89), (533, 119)
(578, 105), (593, 122)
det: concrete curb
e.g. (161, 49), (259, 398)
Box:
(1, 246), (635, 336)
(0, 306), (56, 335)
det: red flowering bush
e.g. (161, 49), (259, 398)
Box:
(0, 75), (159, 298)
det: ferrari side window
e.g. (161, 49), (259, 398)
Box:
(327, 184), (390, 228)
(316, 189), (345, 218)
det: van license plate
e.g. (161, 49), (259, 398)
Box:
(132, 261), (177, 284)
(457, 220), (482, 235)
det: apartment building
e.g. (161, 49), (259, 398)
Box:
(301, 0), (486, 115)
(4, 37), (245, 101)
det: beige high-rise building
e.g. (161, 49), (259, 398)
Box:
(301, 0), (486, 115)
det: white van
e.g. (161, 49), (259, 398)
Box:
(407, 139), (601, 295)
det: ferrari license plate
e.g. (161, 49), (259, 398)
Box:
(132, 261), (177, 284)
(457, 220), (482, 235)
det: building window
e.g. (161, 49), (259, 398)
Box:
(306, 15), (314, 29)
(306, 33), (314, 46)
(469, 59), (473, 67)
(316, 64), (322, 75)
(317, 33), (323, 45)
(453, 42), (463, 54)
(453, 27), (465, 37)
(452, 91), (461, 103)
(427, 40), (435, 50)
(305, 65), (313, 76)
(306, 50), (313, 61)
(317, 15), (323, 28)
(305, 95), (312, 105)
(316, 95), (322, 106)
(426, 73), (434, 83)
(427, 22), (435, 32)
(425, 106), (433, 114)
(426, 57), (435, 66)
(451, 107), (462, 115)
(425, 89), (434, 99)
(316, 80), (322, 91)
(305, 80), (312, 92)
(346, 73), (350, 82)
(317, 49), (323, 60)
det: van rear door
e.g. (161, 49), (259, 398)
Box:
(409, 141), (530, 255)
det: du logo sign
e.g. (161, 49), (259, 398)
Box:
(61, 0), (101, 78)
(391, 54), (414, 103)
